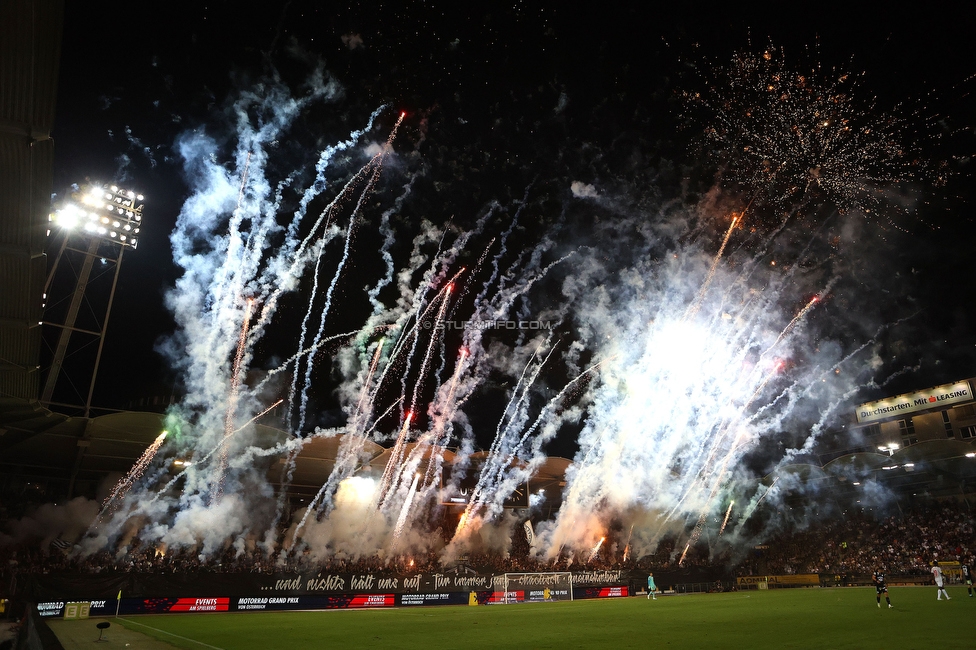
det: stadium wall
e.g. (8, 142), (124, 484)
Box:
(19, 569), (644, 616)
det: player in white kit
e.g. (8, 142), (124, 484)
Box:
(931, 561), (950, 600)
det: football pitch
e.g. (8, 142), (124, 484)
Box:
(49, 586), (974, 650)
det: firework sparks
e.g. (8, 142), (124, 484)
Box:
(378, 412), (415, 507)
(212, 297), (254, 504)
(719, 501), (735, 535)
(409, 283), (453, 415)
(91, 430), (168, 528)
(352, 338), (386, 428)
(588, 536), (606, 563)
(390, 473), (421, 552)
(686, 212), (740, 318)
(622, 524), (634, 562)
(686, 44), (939, 229)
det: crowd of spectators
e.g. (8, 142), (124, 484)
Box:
(1, 499), (972, 585)
(738, 502), (974, 577)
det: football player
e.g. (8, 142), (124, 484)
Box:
(961, 559), (973, 598)
(932, 560), (950, 601)
(872, 568), (893, 609)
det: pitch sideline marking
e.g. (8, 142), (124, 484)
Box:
(118, 617), (226, 650)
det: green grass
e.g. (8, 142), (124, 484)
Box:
(111, 586), (975, 650)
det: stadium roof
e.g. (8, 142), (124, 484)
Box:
(0, 0), (63, 402)
(4, 392), (976, 511)
(368, 442), (458, 472)
(766, 438), (976, 502)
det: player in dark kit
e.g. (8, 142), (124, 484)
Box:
(963, 560), (973, 597)
(873, 570), (893, 608)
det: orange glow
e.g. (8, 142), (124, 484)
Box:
(455, 511), (469, 535)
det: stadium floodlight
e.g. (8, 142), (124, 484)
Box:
(41, 180), (147, 419)
(50, 182), (145, 249)
(52, 203), (84, 230)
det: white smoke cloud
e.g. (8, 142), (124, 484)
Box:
(571, 181), (598, 198)
(0, 497), (99, 549)
(341, 33), (364, 50)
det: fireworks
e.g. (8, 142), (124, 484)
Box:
(390, 473), (421, 551)
(76, 42), (948, 570)
(719, 501), (734, 535)
(588, 536), (606, 563)
(91, 430), (168, 529)
(686, 44), (940, 229)
(378, 412), (415, 508)
(212, 297), (254, 504)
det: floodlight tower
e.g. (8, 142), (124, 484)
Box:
(40, 183), (144, 416)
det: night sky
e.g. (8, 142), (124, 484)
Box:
(48, 2), (976, 455)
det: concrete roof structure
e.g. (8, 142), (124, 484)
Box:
(0, 0), (63, 402)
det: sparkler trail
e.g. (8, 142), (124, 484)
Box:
(621, 524), (635, 562)
(378, 412), (415, 507)
(253, 329), (376, 393)
(685, 212), (739, 318)
(380, 266), (466, 424)
(683, 512), (709, 563)
(665, 353), (787, 526)
(293, 133), (400, 434)
(764, 293), (824, 355)
(362, 397), (403, 439)
(458, 354), (617, 541)
(434, 347), (469, 434)
(453, 341), (559, 540)
(588, 536), (605, 563)
(719, 501), (734, 535)
(293, 395), (404, 530)
(288, 245), (328, 426)
(353, 338), (386, 427)
(409, 283), (453, 415)
(414, 348), (471, 490)
(91, 431), (168, 528)
(148, 401), (286, 506)
(212, 297), (255, 504)
(390, 472), (421, 551)
(736, 479), (781, 532)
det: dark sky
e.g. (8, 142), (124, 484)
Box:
(47, 2), (976, 448)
